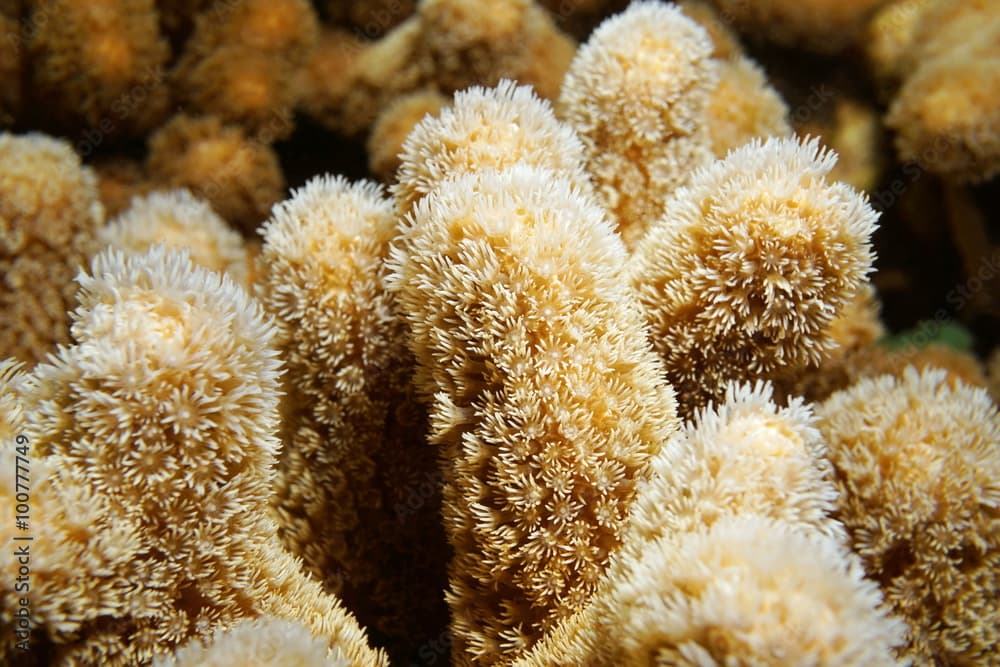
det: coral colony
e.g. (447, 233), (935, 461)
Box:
(0, 1), (998, 666)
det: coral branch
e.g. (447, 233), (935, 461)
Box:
(885, 0), (1000, 182)
(0, 247), (386, 666)
(98, 189), (250, 287)
(558, 1), (716, 247)
(630, 136), (878, 416)
(257, 175), (449, 659)
(0, 133), (102, 364)
(388, 165), (678, 664)
(817, 368), (1000, 665)
(26, 0), (170, 134)
(145, 114), (285, 233)
(393, 80), (592, 216)
(515, 382), (904, 666)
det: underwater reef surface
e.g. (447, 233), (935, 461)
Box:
(0, 1), (998, 665)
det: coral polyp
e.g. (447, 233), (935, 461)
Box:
(0, 1), (997, 665)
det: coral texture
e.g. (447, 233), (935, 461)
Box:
(0, 133), (103, 364)
(393, 80), (592, 216)
(97, 189), (249, 286)
(388, 165), (679, 665)
(558, 1), (716, 247)
(146, 114), (285, 233)
(514, 382), (903, 666)
(0, 247), (387, 666)
(417, 0), (573, 98)
(154, 616), (348, 667)
(172, 0), (319, 138)
(515, 517), (905, 667)
(629, 136), (878, 416)
(26, 0), (170, 135)
(817, 368), (1000, 665)
(599, 516), (904, 666)
(257, 175), (449, 660)
(886, 0), (1000, 182)
(0, 1), (997, 664)
(621, 381), (846, 557)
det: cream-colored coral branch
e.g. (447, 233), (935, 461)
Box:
(817, 367), (1000, 664)
(629, 136), (878, 417)
(558, 1), (717, 247)
(388, 165), (678, 665)
(257, 175), (449, 654)
(514, 381), (905, 666)
(0, 247), (386, 666)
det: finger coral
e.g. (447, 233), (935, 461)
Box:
(558, 1), (717, 247)
(514, 380), (881, 666)
(388, 165), (679, 665)
(0, 247), (387, 666)
(97, 189), (249, 286)
(710, 0), (889, 52)
(864, 0), (935, 88)
(0, 132), (103, 364)
(817, 368), (1000, 665)
(519, 516), (906, 666)
(171, 0), (319, 138)
(629, 136), (879, 417)
(295, 26), (366, 129)
(367, 88), (450, 182)
(511, 385), (857, 664)
(26, 0), (170, 136)
(622, 380), (845, 559)
(146, 114), (285, 233)
(417, 0), (575, 99)
(155, 616), (348, 667)
(705, 56), (791, 158)
(257, 175), (449, 660)
(393, 80), (592, 216)
(885, 0), (1000, 182)
(302, 19), (431, 138)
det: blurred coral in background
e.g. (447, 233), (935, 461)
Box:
(0, 0), (997, 665)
